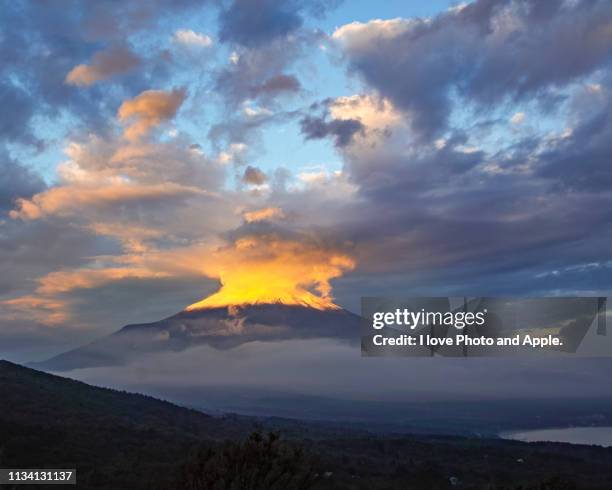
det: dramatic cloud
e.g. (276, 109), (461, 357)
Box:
(3, 0), (612, 378)
(10, 182), (204, 221)
(118, 88), (187, 140)
(186, 231), (355, 310)
(333, 0), (612, 138)
(65, 44), (142, 86)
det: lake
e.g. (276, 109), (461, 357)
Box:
(502, 427), (612, 447)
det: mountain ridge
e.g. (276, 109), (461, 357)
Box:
(32, 303), (361, 372)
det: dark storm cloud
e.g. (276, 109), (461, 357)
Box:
(300, 115), (364, 147)
(218, 0), (340, 46)
(334, 0), (612, 139)
(242, 165), (268, 185)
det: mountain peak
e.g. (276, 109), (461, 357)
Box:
(32, 302), (361, 372)
(185, 289), (341, 312)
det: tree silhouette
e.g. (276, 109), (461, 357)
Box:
(172, 432), (315, 490)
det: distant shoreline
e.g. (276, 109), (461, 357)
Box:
(500, 426), (612, 447)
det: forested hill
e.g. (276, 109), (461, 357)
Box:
(4, 360), (612, 490)
(0, 360), (256, 488)
(0, 360), (258, 439)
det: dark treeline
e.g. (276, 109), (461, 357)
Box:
(1, 361), (611, 489)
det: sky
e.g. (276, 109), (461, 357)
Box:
(1, 0), (612, 365)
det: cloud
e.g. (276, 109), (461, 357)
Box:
(66, 341), (612, 410)
(242, 165), (267, 186)
(243, 207), (285, 223)
(250, 74), (301, 97)
(214, 33), (312, 107)
(10, 182), (204, 221)
(300, 114), (364, 147)
(219, 0), (301, 46)
(299, 94), (403, 149)
(0, 1), (188, 153)
(2, 295), (72, 326)
(172, 29), (213, 48)
(2, 264), (174, 327)
(299, 94), (405, 156)
(0, 81), (40, 147)
(217, 142), (248, 165)
(118, 88), (187, 140)
(536, 80), (612, 190)
(37, 267), (171, 295)
(288, 83), (612, 310)
(510, 112), (526, 124)
(329, 94), (402, 131)
(58, 135), (225, 189)
(0, 149), (45, 213)
(332, 18), (411, 48)
(218, 0), (340, 46)
(4, 0), (612, 365)
(186, 230), (355, 310)
(65, 44), (141, 86)
(333, 0), (612, 138)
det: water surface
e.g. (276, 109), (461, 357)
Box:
(503, 427), (612, 447)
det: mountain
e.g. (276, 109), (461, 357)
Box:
(5, 360), (612, 490)
(33, 303), (361, 372)
(0, 359), (258, 489)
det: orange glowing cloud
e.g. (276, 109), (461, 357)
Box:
(36, 268), (171, 295)
(186, 234), (355, 311)
(1, 230), (354, 326)
(0, 264), (177, 327)
(118, 88), (186, 140)
(10, 182), (202, 220)
(2, 296), (71, 326)
(243, 207), (285, 223)
(65, 44), (141, 87)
